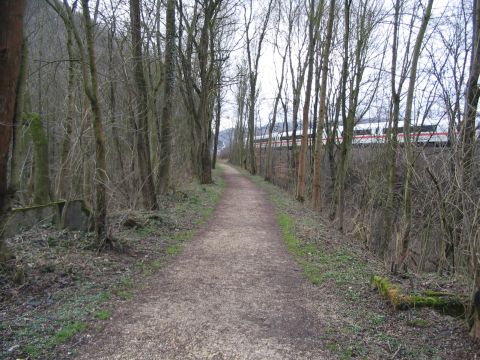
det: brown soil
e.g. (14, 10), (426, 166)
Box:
(76, 164), (331, 359)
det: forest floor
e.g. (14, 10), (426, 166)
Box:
(2, 163), (480, 359)
(0, 167), (225, 360)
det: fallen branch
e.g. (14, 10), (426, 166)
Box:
(371, 275), (466, 317)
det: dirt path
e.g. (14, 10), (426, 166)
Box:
(77, 164), (329, 359)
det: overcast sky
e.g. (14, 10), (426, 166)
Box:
(220, 0), (466, 131)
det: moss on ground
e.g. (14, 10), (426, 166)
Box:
(371, 275), (466, 316)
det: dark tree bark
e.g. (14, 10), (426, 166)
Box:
(0, 0), (26, 262)
(158, 0), (176, 193)
(29, 113), (51, 204)
(296, 0), (321, 202)
(463, 0), (480, 340)
(212, 71), (222, 169)
(396, 0), (434, 271)
(59, 24), (75, 199)
(129, 0), (158, 209)
(312, 0), (335, 210)
(80, 0), (108, 242)
(245, 0), (275, 175)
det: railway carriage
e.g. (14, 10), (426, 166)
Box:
(253, 117), (477, 148)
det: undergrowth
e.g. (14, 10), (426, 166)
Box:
(241, 169), (477, 359)
(1, 166), (225, 359)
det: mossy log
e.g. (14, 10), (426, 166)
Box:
(371, 275), (466, 317)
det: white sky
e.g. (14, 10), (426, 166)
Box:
(220, 0), (465, 131)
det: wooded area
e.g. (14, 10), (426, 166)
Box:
(1, 0), (480, 343)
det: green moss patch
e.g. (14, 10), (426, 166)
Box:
(371, 275), (466, 316)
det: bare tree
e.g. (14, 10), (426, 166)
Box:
(158, 0), (176, 193)
(265, 2), (290, 182)
(383, 0), (414, 257)
(46, 0), (109, 242)
(461, 0), (480, 340)
(332, 0), (383, 231)
(0, 0), (26, 263)
(129, 0), (159, 209)
(287, 0), (309, 171)
(244, 0), (276, 175)
(311, 0), (336, 210)
(395, 0), (434, 272)
(296, 0), (322, 202)
(178, 0), (225, 183)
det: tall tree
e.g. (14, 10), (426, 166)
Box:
(311, 0), (336, 210)
(178, 0), (223, 184)
(287, 1), (309, 171)
(29, 112), (51, 204)
(461, 0), (480, 340)
(244, 0), (276, 175)
(396, 0), (434, 271)
(58, 22), (76, 199)
(296, 0), (322, 202)
(81, 0), (108, 242)
(212, 67), (222, 169)
(129, 0), (159, 209)
(331, 0), (381, 231)
(265, 13), (289, 182)
(383, 0), (412, 256)
(0, 0), (26, 263)
(158, 0), (176, 193)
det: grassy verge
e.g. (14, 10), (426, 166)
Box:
(247, 173), (373, 289)
(241, 170), (477, 359)
(1, 167), (225, 360)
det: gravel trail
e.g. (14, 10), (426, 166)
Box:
(77, 164), (328, 360)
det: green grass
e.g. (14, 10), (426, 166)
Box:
(370, 313), (386, 326)
(98, 291), (112, 302)
(94, 310), (111, 320)
(21, 321), (87, 359)
(276, 210), (369, 287)
(166, 242), (183, 256)
(406, 318), (428, 327)
(52, 322), (87, 344)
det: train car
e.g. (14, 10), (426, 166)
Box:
(343, 117), (450, 145)
(253, 117), (463, 148)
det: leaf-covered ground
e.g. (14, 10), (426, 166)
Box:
(0, 167), (225, 359)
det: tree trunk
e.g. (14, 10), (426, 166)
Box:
(265, 42), (288, 183)
(331, 0), (351, 228)
(158, 0), (175, 193)
(11, 38), (28, 192)
(247, 78), (257, 175)
(383, 0), (402, 258)
(462, 0), (480, 340)
(29, 113), (51, 204)
(296, 0), (320, 203)
(81, 0), (108, 242)
(0, 0), (26, 263)
(396, 0), (434, 271)
(212, 75), (221, 169)
(130, 0), (158, 209)
(59, 25), (75, 199)
(245, 0), (275, 175)
(312, 0), (335, 210)
(332, 0), (371, 232)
